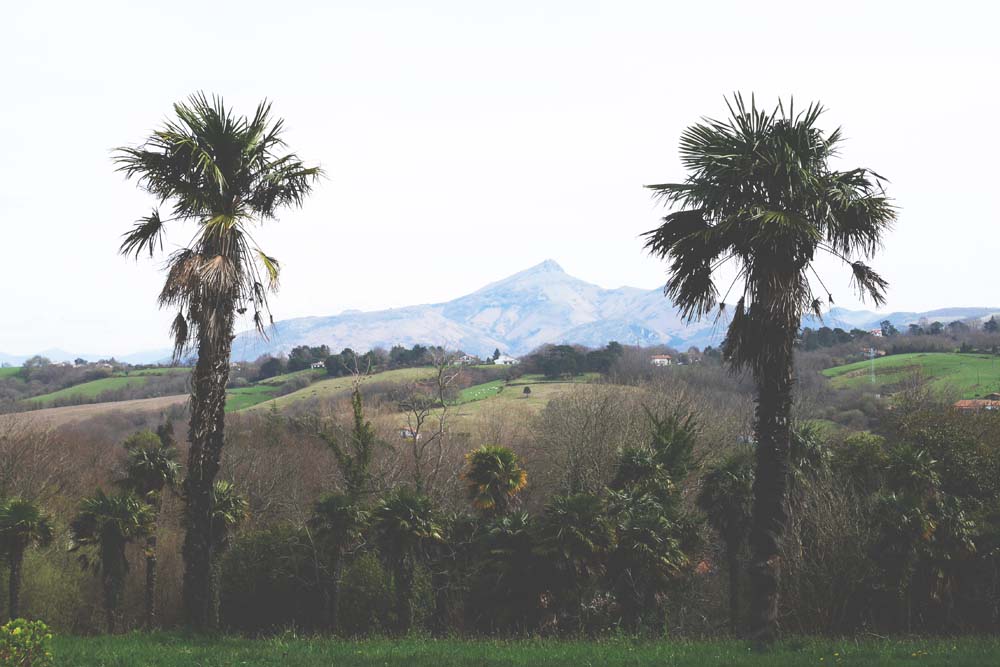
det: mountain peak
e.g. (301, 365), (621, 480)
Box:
(525, 259), (564, 274)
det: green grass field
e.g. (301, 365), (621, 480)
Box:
(248, 367), (440, 411)
(0, 366), (21, 378)
(27, 376), (153, 406)
(24, 368), (190, 407)
(257, 367), (327, 386)
(52, 635), (1000, 666)
(822, 352), (1000, 398)
(455, 379), (506, 404)
(226, 385), (280, 411)
(124, 367), (189, 376)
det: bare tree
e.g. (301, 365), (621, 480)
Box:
(398, 353), (462, 495)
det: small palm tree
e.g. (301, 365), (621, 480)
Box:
(120, 429), (180, 628)
(697, 450), (755, 635)
(208, 480), (248, 630)
(534, 493), (615, 630)
(0, 498), (54, 621)
(70, 489), (154, 633)
(463, 445), (528, 517)
(115, 93), (321, 630)
(606, 490), (689, 633)
(644, 95), (895, 642)
(308, 492), (368, 633)
(372, 487), (442, 635)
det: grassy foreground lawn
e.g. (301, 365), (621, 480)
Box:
(52, 635), (1000, 666)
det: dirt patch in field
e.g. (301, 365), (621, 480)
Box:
(7, 394), (188, 427)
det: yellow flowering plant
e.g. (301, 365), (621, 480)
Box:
(0, 619), (53, 667)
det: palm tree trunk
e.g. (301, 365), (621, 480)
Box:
(144, 533), (157, 629)
(726, 544), (740, 636)
(182, 320), (233, 632)
(7, 547), (23, 621)
(207, 538), (229, 630)
(329, 552), (344, 634)
(395, 558), (414, 636)
(748, 348), (794, 645)
(430, 558), (449, 637)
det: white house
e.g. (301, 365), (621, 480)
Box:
(310, 361), (326, 369)
(494, 353), (520, 366)
(650, 354), (673, 367)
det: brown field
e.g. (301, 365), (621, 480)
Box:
(6, 394), (188, 427)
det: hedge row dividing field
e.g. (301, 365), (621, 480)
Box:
(53, 635), (1000, 667)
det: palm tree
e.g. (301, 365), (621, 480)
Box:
(643, 95), (895, 642)
(115, 93), (321, 630)
(0, 498), (53, 621)
(208, 480), (248, 630)
(606, 490), (689, 634)
(697, 449), (754, 635)
(534, 493), (615, 630)
(69, 489), (154, 633)
(372, 487), (442, 635)
(462, 445), (528, 517)
(308, 492), (368, 633)
(119, 428), (180, 628)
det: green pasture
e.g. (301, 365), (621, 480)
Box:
(53, 635), (1000, 667)
(248, 366), (439, 411)
(26, 376), (152, 406)
(226, 385), (280, 412)
(821, 352), (1000, 398)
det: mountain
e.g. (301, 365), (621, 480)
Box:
(6, 262), (996, 365)
(0, 347), (174, 367)
(232, 260), (999, 361)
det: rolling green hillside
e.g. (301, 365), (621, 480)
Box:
(226, 385), (280, 411)
(257, 368), (327, 385)
(25, 368), (189, 407)
(245, 367), (439, 411)
(0, 366), (22, 379)
(821, 353), (1000, 398)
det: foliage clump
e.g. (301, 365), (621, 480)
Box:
(0, 619), (53, 667)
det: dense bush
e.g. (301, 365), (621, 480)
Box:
(0, 619), (54, 667)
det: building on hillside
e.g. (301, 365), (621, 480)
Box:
(494, 354), (520, 366)
(650, 354), (673, 367)
(456, 354), (479, 365)
(869, 329), (884, 337)
(310, 361), (325, 369)
(986, 392), (1000, 401)
(954, 399), (1000, 413)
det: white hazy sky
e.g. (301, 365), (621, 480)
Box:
(2, 0), (998, 356)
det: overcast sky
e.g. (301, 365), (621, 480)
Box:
(2, 0), (997, 356)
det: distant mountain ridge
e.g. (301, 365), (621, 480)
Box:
(5, 262), (998, 365)
(229, 260), (1000, 361)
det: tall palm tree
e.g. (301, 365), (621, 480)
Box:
(462, 445), (528, 517)
(0, 498), (53, 621)
(697, 449), (754, 635)
(643, 95), (895, 642)
(534, 493), (615, 630)
(115, 93), (321, 630)
(308, 492), (368, 633)
(372, 487), (442, 635)
(208, 480), (248, 631)
(119, 429), (180, 628)
(69, 489), (154, 633)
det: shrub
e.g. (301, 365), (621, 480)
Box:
(0, 619), (53, 667)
